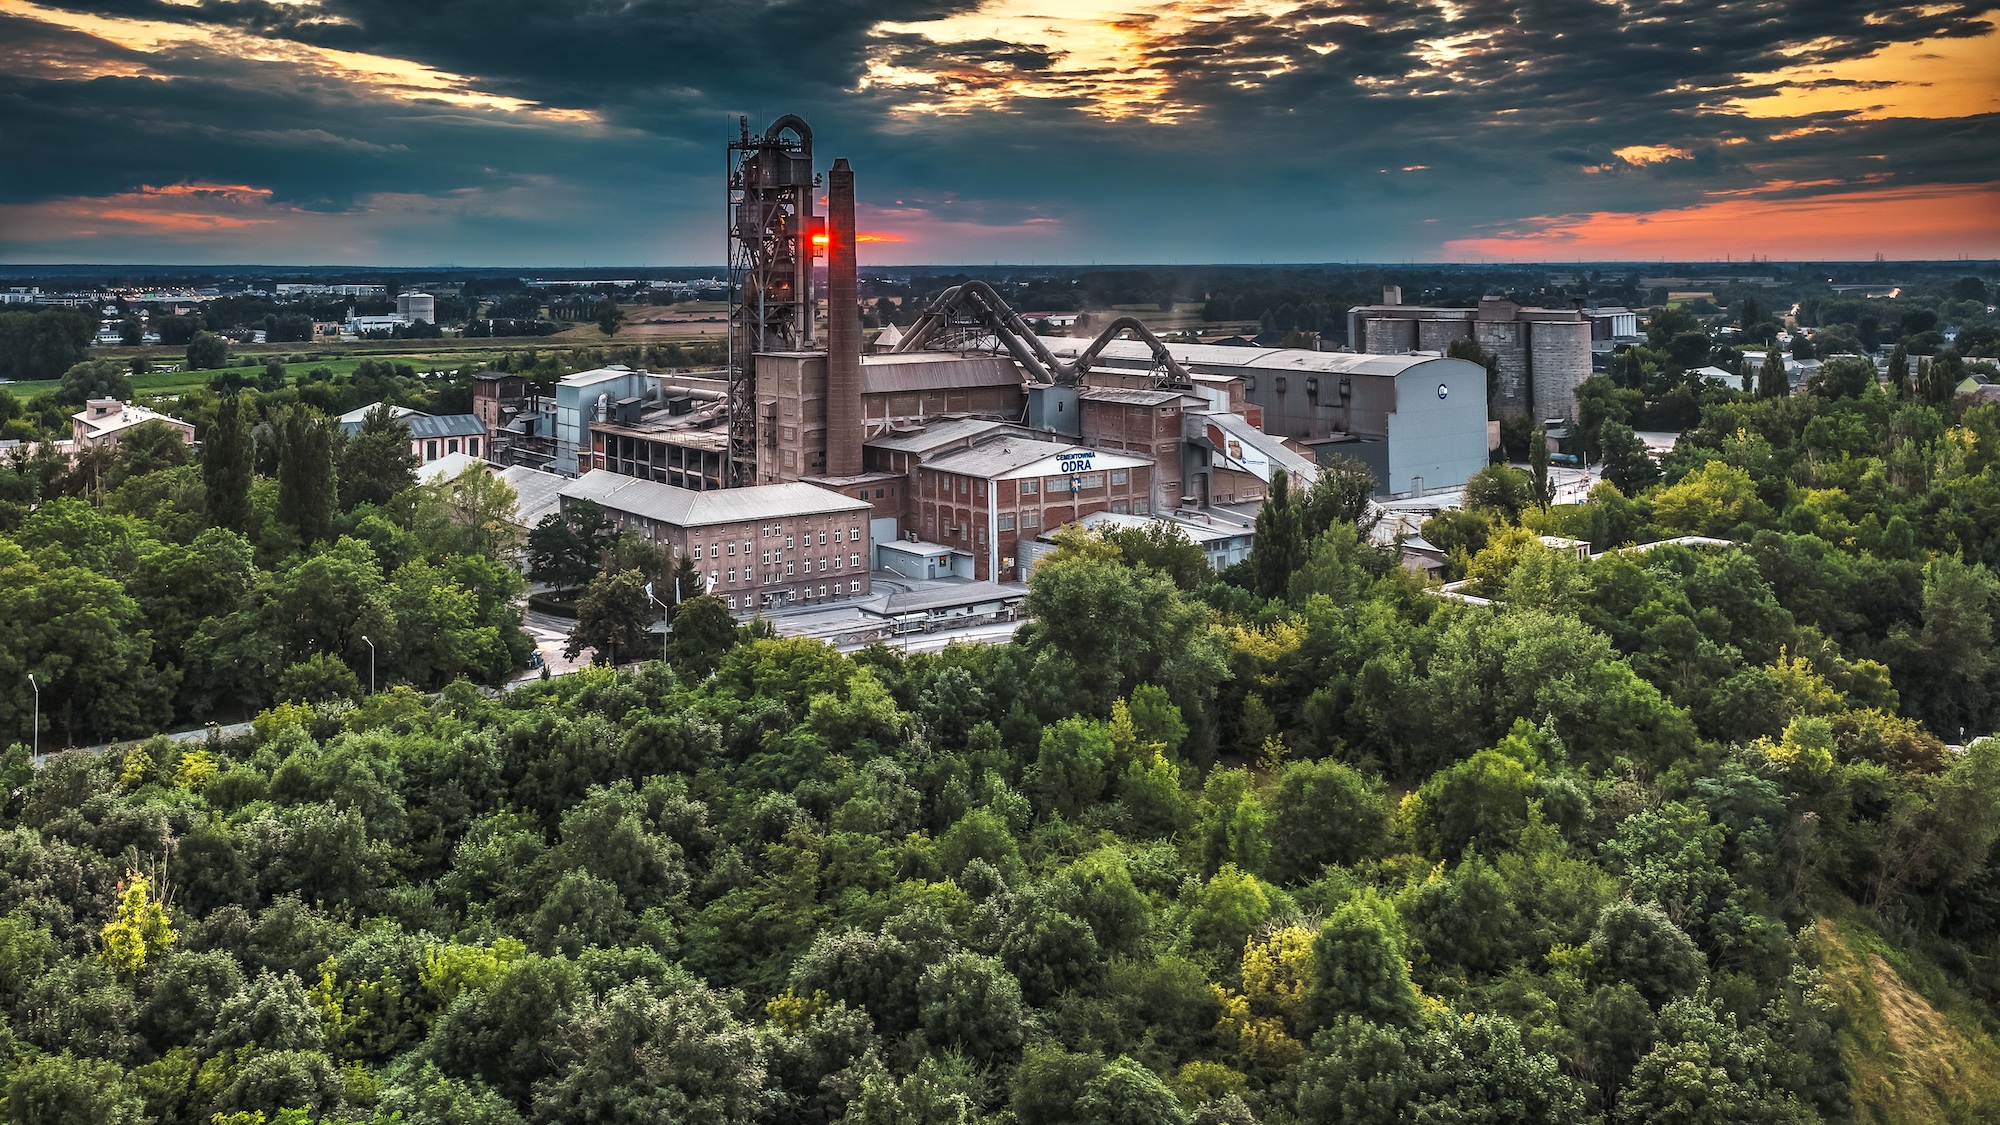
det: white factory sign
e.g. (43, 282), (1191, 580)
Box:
(999, 447), (1148, 480)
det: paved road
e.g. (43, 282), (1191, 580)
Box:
(68, 720), (253, 760)
(519, 607), (594, 682)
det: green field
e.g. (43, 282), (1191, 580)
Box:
(1, 348), (521, 403)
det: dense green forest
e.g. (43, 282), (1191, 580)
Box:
(0, 390), (533, 745)
(5, 362), (2000, 1124)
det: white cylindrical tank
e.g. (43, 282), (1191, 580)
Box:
(396, 292), (436, 325)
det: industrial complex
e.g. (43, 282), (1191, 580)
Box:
(471, 115), (1497, 612)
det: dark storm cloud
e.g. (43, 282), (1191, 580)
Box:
(871, 34), (1065, 78)
(0, 12), (143, 76)
(0, 59), (620, 210)
(22, 0), (990, 110)
(3, 0), (1995, 262)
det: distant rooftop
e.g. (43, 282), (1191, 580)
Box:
(1041, 336), (1471, 378)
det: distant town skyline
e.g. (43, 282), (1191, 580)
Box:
(2, 0), (1997, 266)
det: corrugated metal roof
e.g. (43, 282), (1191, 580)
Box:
(404, 414), (488, 439)
(1080, 388), (1189, 406)
(880, 580), (1026, 614)
(867, 417), (1018, 453)
(1195, 410), (1319, 479)
(860, 353), (1022, 394)
(497, 465), (566, 528)
(338, 411), (484, 439)
(1042, 336), (1462, 378)
(560, 470), (870, 528)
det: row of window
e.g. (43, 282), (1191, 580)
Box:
(692, 526), (861, 560)
(925, 469), (1132, 499)
(422, 436), (480, 461)
(711, 553), (865, 587)
(933, 494), (1156, 540)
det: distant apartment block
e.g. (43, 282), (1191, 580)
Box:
(276, 283), (388, 298)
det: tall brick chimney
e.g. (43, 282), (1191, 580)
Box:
(825, 158), (863, 478)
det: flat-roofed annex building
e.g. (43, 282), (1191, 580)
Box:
(559, 470), (874, 612)
(72, 398), (195, 450)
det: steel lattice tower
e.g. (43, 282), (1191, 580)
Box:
(725, 115), (817, 486)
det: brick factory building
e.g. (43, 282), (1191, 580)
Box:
(559, 470), (874, 612)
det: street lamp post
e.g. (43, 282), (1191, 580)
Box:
(25, 672), (37, 764)
(646, 583), (670, 662)
(360, 635), (376, 695)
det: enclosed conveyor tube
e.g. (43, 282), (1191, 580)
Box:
(893, 280), (1193, 389)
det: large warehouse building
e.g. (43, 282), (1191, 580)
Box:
(1053, 338), (1490, 499)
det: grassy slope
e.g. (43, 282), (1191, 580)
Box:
(1817, 909), (2000, 1124)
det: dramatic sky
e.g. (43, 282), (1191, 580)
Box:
(1, 0), (1996, 265)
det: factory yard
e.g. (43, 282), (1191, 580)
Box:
(759, 574), (1029, 653)
(514, 572), (1028, 679)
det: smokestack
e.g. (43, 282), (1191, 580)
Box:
(825, 157), (863, 478)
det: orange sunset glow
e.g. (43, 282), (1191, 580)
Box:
(1446, 182), (2000, 261)
(2, 184), (288, 236)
